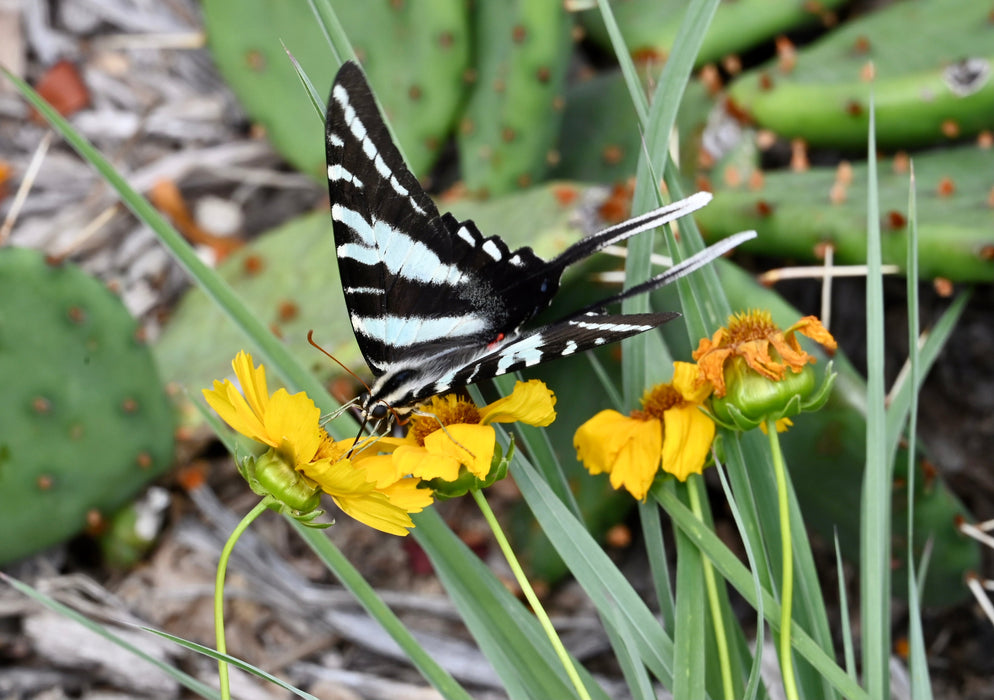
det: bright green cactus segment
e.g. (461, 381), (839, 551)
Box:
(0, 248), (174, 565)
(579, 0), (847, 67)
(549, 70), (642, 184)
(727, 0), (994, 148)
(696, 145), (994, 282)
(202, 0), (470, 178)
(456, 1), (573, 195)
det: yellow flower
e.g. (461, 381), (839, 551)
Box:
(574, 362), (715, 499)
(204, 351), (432, 535)
(693, 310), (837, 431)
(393, 380), (557, 497)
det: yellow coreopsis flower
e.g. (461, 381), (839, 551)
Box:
(574, 362), (715, 499)
(387, 380), (557, 497)
(203, 351), (432, 535)
(693, 310), (837, 432)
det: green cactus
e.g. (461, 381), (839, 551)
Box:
(727, 0), (994, 149)
(0, 248), (174, 565)
(202, 0), (470, 179)
(550, 68), (719, 186)
(548, 70), (642, 184)
(456, 1), (573, 196)
(578, 0), (848, 68)
(695, 144), (994, 283)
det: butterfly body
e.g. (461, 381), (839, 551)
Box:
(326, 61), (753, 418)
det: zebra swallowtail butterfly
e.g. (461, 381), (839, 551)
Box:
(326, 61), (753, 418)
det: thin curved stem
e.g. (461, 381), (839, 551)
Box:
(687, 475), (735, 699)
(767, 420), (799, 700)
(470, 489), (591, 700)
(215, 497), (273, 700)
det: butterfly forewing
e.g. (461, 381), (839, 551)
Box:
(326, 62), (561, 375)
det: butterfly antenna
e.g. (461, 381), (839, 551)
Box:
(307, 330), (374, 397)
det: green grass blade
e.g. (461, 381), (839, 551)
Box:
(0, 573), (219, 699)
(650, 490), (870, 700)
(603, 603), (656, 700)
(512, 456), (679, 686)
(282, 40), (327, 123)
(834, 533), (858, 680)
(411, 510), (612, 700)
(715, 461), (767, 700)
(673, 512), (707, 699)
(291, 522), (475, 700)
(143, 629), (318, 700)
(860, 87), (891, 700)
(903, 164), (933, 700)
(639, 501), (676, 630)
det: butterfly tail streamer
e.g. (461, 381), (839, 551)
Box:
(551, 191), (713, 270)
(578, 229), (758, 314)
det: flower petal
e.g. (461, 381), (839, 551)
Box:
(790, 316), (837, 352)
(672, 361), (712, 403)
(231, 351), (269, 419)
(378, 477), (434, 512)
(575, 410), (662, 500)
(394, 445), (462, 482)
(424, 424), (496, 479)
(574, 410), (638, 475)
(479, 380), (557, 427)
(331, 489), (417, 536)
(203, 379), (268, 443)
(301, 457), (377, 499)
(606, 418), (663, 500)
(661, 404), (715, 481)
(264, 389), (322, 465)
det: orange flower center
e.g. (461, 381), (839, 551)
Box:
(633, 383), (683, 421)
(409, 397), (481, 446)
(725, 309), (779, 344)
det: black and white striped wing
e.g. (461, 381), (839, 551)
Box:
(325, 62), (560, 376)
(408, 311), (682, 404)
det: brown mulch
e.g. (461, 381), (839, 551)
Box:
(1, 2), (992, 699)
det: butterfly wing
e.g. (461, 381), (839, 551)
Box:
(325, 62), (562, 376)
(383, 310), (682, 407)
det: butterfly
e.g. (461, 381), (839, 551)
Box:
(325, 61), (753, 420)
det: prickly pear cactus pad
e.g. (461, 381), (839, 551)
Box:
(0, 247), (175, 565)
(578, 0), (848, 67)
(727, 0), (994, 149)
(202, 0), (470, 179)
(697, 145), (994, 283)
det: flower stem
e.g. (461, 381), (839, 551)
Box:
(470, 489), (591, 700)
(767, 419), (799, 700)
(215, 497), (273, 700)
(687, 476), (735, 699)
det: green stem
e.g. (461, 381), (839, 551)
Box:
(215, 497), (273, 700)
(470, 489), (591, 700)
(687, 476), (735, 699)
(767, 419), (799, 700)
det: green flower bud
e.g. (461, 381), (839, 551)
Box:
(242, 450), (322, 514)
